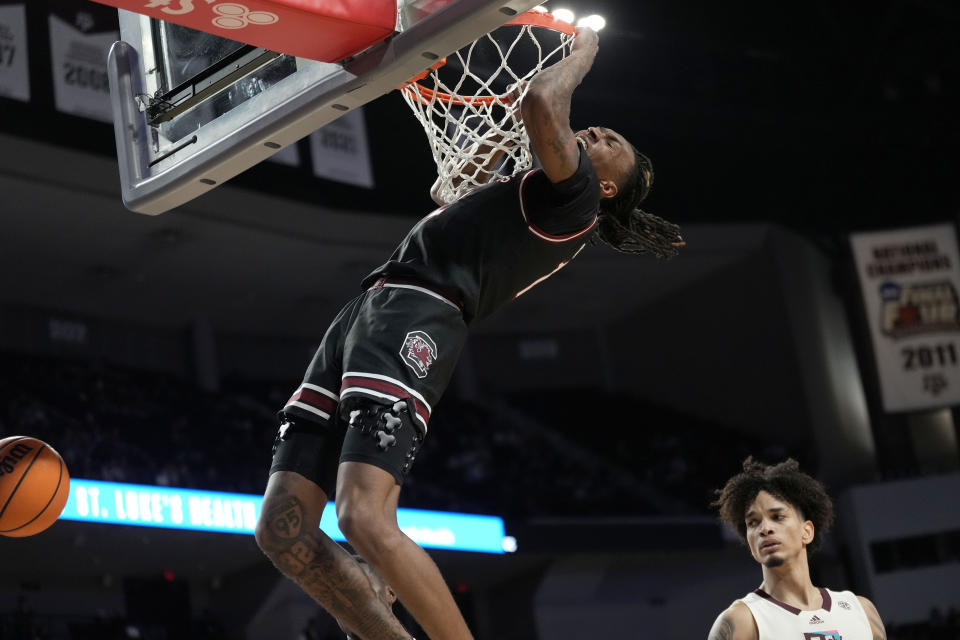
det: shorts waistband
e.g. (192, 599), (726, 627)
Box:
(368, 276), (464, 312)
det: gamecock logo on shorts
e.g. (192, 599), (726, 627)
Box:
(400, 330), (437, 379)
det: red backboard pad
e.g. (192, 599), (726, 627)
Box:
(91, 0), (396, 62)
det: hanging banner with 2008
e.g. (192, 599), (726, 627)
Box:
(47, 0), (119, 123)
(851, 223), (960, 412)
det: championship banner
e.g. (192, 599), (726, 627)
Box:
(48, 0), (118, 122)
(309, 107), (374, 189)
(0, 1), (29, 102)
(851, 223), (960, 412)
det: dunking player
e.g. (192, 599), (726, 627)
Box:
(708, 458), (887, 640)
(254, 27), (683, 640)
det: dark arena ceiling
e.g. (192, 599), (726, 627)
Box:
(3, 0), (957, 235)
(320, 0), (960, 235)
(0, 0), (957, 341)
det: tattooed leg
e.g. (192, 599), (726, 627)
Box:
(337, 461), (475, 640)
(255, 471), (411, 640)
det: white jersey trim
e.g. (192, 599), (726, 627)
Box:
(513, 244), (586, 299)
(340, 387), (429, 432)
(287, 400), (331, 421)
(342, 371), (433, 414)
(518, 169), (597, 243)
(380, 282), (460, 311)
(301, 382), (339, 401)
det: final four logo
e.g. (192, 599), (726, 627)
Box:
(879, 280), (960, 338)
(142, 0), (278, 28)
(400, 331), (437, 379)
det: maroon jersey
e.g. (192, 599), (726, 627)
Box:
(363, 147), (601, 323)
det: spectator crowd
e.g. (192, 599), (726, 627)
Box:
(0, 351), (797, 518)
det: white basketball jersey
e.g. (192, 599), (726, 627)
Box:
(739, 588), (872, 640)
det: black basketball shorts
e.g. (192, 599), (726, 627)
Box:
(270, 282), (467, 491)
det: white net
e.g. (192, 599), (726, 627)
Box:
(400, 11), (573, 204)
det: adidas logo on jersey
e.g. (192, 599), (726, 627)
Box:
(809, 615), (824, 624)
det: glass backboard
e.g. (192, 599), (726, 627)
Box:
(105, 0), (548, 214)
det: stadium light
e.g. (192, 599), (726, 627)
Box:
(576, 14), (606, 31)
(551, 8), (576, 24)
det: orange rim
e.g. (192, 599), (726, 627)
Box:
(401, 58), (447, 87)
(399, 8), (575, 106)
(402, 84), (501, 106)
(504, 8), (576, 35)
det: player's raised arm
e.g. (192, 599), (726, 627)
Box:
(520, 27), (599, 183)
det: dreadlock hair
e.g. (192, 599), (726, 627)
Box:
(592, 146), (683, 258)
(711, 457), (835, 554)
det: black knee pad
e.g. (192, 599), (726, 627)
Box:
(338, 397), (426, 485)
(270, 415), (345, 496)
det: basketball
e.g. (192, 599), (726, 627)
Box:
(0, 436), (71, 537)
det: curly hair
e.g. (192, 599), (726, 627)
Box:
(592, 146), (683, 258)
(711, 457), (835, 554)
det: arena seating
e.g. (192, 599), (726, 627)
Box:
(0, 351), (805, 518)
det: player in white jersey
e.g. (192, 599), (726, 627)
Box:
(707, 458), (887, 640)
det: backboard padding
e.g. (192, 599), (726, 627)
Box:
(108, 0), (548, 214)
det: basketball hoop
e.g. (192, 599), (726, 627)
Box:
(400, 8), (575, 204)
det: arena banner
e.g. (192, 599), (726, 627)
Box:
(309, 107), (374, 188)
(0, 2), (29, 102)
(851, 223), (960, 412)
(60, 478), (514, 553)
(48, 0), (118, 122)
